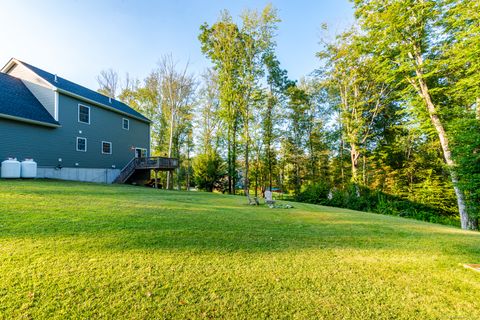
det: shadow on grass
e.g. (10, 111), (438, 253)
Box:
(2, 204), (479, 256)
(1, 179), (479, 255)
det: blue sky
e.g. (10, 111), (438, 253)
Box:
(0, 0), (353, 90)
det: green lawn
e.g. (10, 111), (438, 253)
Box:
(0, 180), (479, 319)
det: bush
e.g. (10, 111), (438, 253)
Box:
(192, 151), (226, 192)
(295, 182), (330, 204)
(296, 183), (459, 227)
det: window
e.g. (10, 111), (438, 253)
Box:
(76, 137), (87, 152)
(78, 104), (90, 124)
(122, 118), (129, 130)
(102, 141), (112, 154)
(135, 148), (147, 158)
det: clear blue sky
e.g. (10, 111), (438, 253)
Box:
(0, 0), (353, 89)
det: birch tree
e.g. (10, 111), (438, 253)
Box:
(157, 55), (196, 189)
(353, 0), (476, 229)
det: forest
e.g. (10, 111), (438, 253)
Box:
(95, 0), (479, 230)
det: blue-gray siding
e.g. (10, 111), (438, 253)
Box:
(0, 93), (150, 169)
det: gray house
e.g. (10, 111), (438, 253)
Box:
(0, 58), (154, 183)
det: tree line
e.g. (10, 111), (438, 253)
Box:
(97, 1), (479, 230)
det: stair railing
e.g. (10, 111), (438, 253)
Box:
(113, 157), (139, 183)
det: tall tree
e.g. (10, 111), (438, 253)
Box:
(353, 0), (476, 230)
(442, 0), (480, 225)
(237, 5), (281, 197)
(285, 85), (310, 195)
(199, 5), (281, 197)
(318, 29), (394, 184)
(197, 69), (221, 154)
(199, 12), (242, 194)
(157, 54), (196, 189)
(262, 52), (293, 190)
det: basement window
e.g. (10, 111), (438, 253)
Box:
(76, 137), (87, 152)
(78, 104), (90, 124)
(102, 141), (112, 155)
(122, 118), (129, 130)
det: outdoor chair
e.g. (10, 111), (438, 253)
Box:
(247, 194), (260, 205)
(264, 190), (276, 206)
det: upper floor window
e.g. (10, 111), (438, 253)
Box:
(122, 118), (129, 130)
(78, 104), (90, 124)
(76, 137), (87, 152)
(102, 141), (112, 154)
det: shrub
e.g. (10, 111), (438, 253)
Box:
(296, 183), (459, 227)
(295, 182), (330, 204)
(192, 151), (226, 192)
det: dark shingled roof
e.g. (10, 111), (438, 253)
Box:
(19, 60), (150, 123)
(0, 72), (59, 126)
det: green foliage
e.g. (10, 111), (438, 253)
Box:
(295, 182), (331, 205)
(104, 1), (480, 228)
(297, 183), (458, 227)
(199, 5), (282, 195)
(193, 151), (226, 192)
(451, 118), (480, 219)
(348, 0), (480, 229)
(283, 85), (312, 195)
(317, 27), (399, 183)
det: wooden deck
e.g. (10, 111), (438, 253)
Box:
(136, 157), (179, 170)
(114, 157), (179, 184)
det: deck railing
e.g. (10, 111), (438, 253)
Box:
(136, 157), (179, 169)
(114, 157), (179, 183)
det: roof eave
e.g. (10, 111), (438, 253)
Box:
(0, 113), (61, 128)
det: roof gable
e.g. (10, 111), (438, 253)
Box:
(2, 59), (54, 90)
(12, 60), (150, 123)
(0, 73), (59, 126)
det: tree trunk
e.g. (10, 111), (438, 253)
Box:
(362, 154), (367, 185)
(232, 123), (237, 195)
(412, 54), (474, 229)
(177, 166), (181, 191)
(268, 149), (273, 191)
(295, 161), (301, 196)
(254, 147), (260, 197)
(166, 108), (175, 190)
(186, 142), (190, 191)
(227, 126), (232, 194)
(350, 143), (360, 183)
(340, 137), (345, 189)
(476, 97), (480, 120)
(266, 99), (274, 192)
(309, 134), (317, 182)
(244, 107), (250, 198)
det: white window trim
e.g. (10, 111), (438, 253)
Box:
(102, 141), (112, 155)
(122, 118), (130, 130)
(54, 91), (59, 121)
(78, 104), (91, 124)
(135, 147), (148, 158)
(76, 137), (87, 152)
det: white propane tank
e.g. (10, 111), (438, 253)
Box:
(1, 158), (21, 178)
(21, 158), (37, 178)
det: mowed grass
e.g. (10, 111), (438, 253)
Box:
(0, 180), (479, 319)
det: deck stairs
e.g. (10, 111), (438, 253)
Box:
(114, 157), (179, 184)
